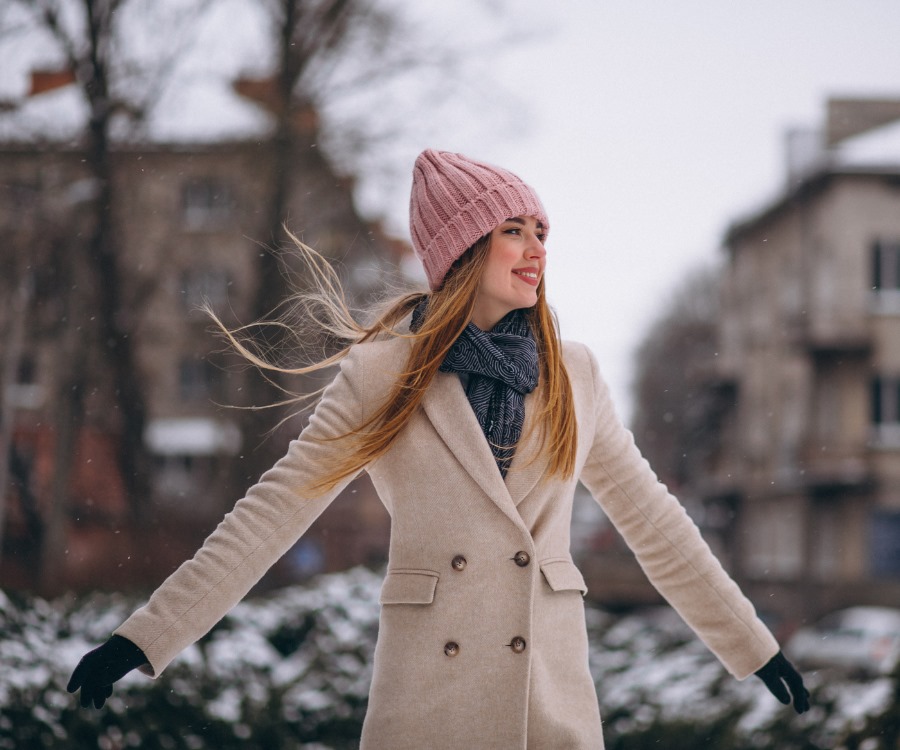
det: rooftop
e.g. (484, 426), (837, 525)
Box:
(726, 97), (900, 243)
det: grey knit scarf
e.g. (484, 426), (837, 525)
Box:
(412, 302), (539, 477)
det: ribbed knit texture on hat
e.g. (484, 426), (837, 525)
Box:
(409, 149), (549, 290)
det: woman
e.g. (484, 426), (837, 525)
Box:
(68, 149), (808, 748)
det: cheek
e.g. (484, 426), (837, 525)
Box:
(488, 239), (519, 264)
(484, 257), (512, 285)
(486, 268), (511, 296)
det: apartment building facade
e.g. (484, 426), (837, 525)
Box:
(704, 99), (900, 620)
(0, 86), (403, 592)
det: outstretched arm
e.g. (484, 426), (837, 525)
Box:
(67, 345), (375, 700)
(577, 343), (781, 680)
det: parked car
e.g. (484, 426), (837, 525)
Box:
(787, 607), (900, 676)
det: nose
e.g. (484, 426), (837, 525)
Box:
(526, 233), (546, 260)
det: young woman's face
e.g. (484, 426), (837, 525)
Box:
(470, 215), (547, 330)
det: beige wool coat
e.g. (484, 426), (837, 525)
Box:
(116, 336), (779, 749)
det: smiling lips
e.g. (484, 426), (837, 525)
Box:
(512, 268), (541, 286)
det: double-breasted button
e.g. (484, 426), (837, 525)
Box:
(451, 555), (467, 571)
(513, 551), (530, 567)
(444, 641), (460, 657)
(509, 636), (527, 654)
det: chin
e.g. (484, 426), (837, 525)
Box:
(513, 300), (538, 314)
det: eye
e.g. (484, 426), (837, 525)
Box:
(503, 226), (522, 236)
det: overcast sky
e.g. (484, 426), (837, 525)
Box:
(358, 0), (900, 421)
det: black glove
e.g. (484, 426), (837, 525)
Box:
(754, 651), (810, 714)
(67, 634), (149, 709)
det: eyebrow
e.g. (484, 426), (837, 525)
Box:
(504, 217), (544, 230)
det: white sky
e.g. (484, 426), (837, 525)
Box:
(360, 0), (900, 421)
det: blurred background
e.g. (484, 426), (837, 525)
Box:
(2, 1), (900, 747)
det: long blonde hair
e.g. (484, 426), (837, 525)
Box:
(209, 231), (578, 493)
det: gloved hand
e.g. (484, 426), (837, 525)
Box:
(67, 634), (149, 708)
(754, 650), (810, 714)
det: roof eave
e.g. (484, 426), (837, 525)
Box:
(724, 162), (900, 247)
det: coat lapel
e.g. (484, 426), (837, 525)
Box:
(503, 387), (550, 506)
(422, 372), (526, 528)
(422, 372), (550, 527)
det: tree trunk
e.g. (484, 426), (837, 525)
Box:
(39, 235), (89, 593)
(80, 0), (152, 525)
(239, 0), (306, 486)
(0, 271), (31, 563)
(41, 324), (86, 594)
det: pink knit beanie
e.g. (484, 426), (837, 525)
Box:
(409, 149), (549, 290)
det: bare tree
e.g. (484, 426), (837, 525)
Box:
(631, 265), (726, 491)
(0, 0), (213, 587)
(231, 0), (489, 479)
(0, 157), (96, 590)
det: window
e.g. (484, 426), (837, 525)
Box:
(871, 511), (900, 577)
(871, 239), (900, 315)
(182, 178), (234, 230)
(181, 268), (232, 309)
(17, 355), (36, 385)
(742, 500), (804, 579)
(0, 182), (39, 229)
(7, 354), (44, 409)
(810, 500), (842, 580)
(871, 376), (900, 445)
(178, 356), (224, 402)
(4, 182), (39, 213)
(151, 453), (219, 513)
(872, 239), (900, 291)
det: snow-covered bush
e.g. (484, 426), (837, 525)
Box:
(585, 606), (899, 750)
(1, 569), (897, 749)
(1, 568), (382, 750)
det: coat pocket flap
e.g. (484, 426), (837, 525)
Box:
(379, 570), (439, 605)
(540, 559), (588, 595)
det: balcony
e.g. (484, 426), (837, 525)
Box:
(804, 330), (872, 359)
(871, 424), (900, 450)
(799, 444), (873, 493)
(689, 356), (740, 394)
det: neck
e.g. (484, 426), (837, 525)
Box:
(469, 308), (510, 331)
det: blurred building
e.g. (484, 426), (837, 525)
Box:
(0, 72), (406, 593)
(701, 97), (900, 622)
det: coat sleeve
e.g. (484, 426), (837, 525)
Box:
(576, 343), (778, 680)
(115, 345), (372, 677)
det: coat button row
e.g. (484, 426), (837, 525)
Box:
(508, 636), (527, 654)
(452, 552), (530, 570)
(445, 639), (526, 656)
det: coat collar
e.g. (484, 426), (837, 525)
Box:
(422, 371), (548, 526)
